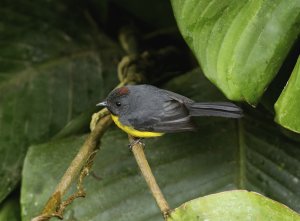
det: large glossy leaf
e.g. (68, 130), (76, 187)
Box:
(0, 0), (121, 203)
(168, 191), (300, 221)
(170, 0), (300, 105)
(275, 56), (300, 133)
(21, 69), (300, 221)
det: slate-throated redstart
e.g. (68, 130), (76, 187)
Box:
(97, 85), (242, 138)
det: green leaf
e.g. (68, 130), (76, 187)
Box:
(168, 190), (300, 221)
(0, 196), (20, 221)
(21, 69), (300, 220)
(0, 0), (121, 203)
(275, 56), (300, 133)
(170, 0), (300, 105)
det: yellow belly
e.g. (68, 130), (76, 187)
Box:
(111, 114), (164, 138)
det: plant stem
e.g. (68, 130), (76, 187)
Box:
(32, 115), (112, 221)
(129, 136), (171, 218)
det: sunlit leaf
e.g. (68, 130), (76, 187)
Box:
(275, 56), (300, 133)
(168, 191), (300, 221)
(171, 0), (300, 105)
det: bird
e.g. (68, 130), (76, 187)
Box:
(97, 84), (242, 143)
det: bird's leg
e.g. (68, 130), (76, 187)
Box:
(128, 137), (145, 149)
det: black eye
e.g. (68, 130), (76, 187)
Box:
(116, 101), (121, 107)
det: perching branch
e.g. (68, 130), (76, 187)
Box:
(32, 25), (178, 221)
(32, 115), (112, 221)
(129, 136), (171, 218)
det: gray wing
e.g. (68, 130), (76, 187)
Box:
(126, 90), (196, 133)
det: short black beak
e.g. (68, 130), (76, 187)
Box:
(96, 101), (107, 107)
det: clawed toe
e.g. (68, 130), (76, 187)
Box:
(128, 138), (145, 150)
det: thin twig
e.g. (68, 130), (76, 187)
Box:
(129, 135), (171, 219)
(32, 115), (112, 221)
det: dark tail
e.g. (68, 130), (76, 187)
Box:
(188, 102), (243, 118)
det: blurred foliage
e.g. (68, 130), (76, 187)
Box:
(0, 0), (121, 203)
(0, 0), (299, 220)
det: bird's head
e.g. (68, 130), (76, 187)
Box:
(97, 86), (130, 116)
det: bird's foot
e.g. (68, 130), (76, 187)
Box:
(128, 138), (145, 150)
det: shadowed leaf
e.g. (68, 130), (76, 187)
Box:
(0, 0), (121, 203)
(0, 196), (20, 221)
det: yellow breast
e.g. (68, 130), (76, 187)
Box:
(111, 114), (164, 138)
